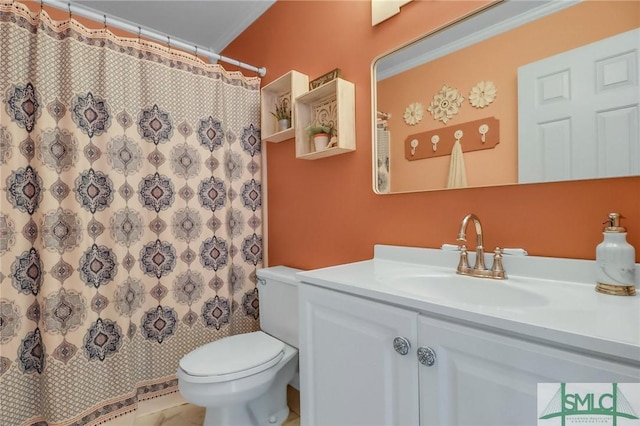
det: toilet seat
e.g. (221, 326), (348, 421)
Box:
(179, 331), (285, 383)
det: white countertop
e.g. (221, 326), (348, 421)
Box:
(296, 245), (640, 365)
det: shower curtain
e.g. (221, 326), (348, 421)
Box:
(376, 124), (390, 193)
(0, 2), (263, 425)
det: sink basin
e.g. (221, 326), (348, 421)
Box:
(385, 273), (549, 308)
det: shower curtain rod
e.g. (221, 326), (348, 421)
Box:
(40, 0), (267, 77)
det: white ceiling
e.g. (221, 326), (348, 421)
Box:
(75, 1), (275, 54)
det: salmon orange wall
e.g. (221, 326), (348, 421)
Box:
(222, 0), (640, 269)
(378, 1), (639, 192)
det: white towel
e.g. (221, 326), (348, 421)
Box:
(446, 139), (468, 188)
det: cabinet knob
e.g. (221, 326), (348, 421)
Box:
(417, 346), (436, 366)
(393, 336), (411, 355)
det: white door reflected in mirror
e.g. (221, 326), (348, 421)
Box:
(518, 29), (640, 183)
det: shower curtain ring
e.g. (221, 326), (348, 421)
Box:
(67, 2), (71, 20)
(194, 46), (198, 58)
(103, 14), (107, 30)
(137, 26), (141, 43)
(167, 36), (171, 51)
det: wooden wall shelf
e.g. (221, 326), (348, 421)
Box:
(294, 78), (355, 160)
(261, 70), (309, 143)
(405, 117), (500, 160)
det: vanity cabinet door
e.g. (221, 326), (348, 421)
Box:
(417, 315), (639, 426)
(299, 283), (420, 426)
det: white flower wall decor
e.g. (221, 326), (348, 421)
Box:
(469, 81), (497, 108)
(427, 85), (464, 124)
(403, 102), (424, 126)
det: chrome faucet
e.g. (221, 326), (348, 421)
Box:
(456, 213), (506, 279)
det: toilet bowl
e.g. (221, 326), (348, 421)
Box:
(177, 266), (300, 426)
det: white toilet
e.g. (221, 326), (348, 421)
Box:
(177, 266), (300, 426)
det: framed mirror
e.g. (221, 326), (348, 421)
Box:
(372, 0), (639, 194)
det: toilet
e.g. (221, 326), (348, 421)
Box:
(177, 266), (300, 426)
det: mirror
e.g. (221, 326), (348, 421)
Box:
(372, 0), (640, 193)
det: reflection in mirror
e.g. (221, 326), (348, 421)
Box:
(372, 0), (639, 194)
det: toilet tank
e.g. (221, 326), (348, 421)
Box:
(256, 266), (301, 349)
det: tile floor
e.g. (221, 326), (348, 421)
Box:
(129, 386), (301, 426)
(133, 404), (300, 426)
(134, 403), (205, 426)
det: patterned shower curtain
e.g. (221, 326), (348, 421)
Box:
(0, 2), (263, 424)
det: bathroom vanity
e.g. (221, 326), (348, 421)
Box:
(296, 245), (640, 425)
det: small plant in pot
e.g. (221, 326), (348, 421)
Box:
(271, 99), (291, 132)
(307, 124), (336, 151)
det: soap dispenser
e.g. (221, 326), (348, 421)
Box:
(595, 213), (636, 296)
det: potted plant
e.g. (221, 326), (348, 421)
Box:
(307, 124), (335, 151)
(271, 98), (291, 132)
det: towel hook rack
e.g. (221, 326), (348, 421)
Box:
(410, 139), (419, 156)
(479, 124), (489, 143)
(404, 116), (500, 161)
(431, 135), (440, 152)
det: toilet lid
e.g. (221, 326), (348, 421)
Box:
(179, 331), (284, 378)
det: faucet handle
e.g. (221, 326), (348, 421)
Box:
(490, 247), (506, 279)
(457, 245), (469, 273)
